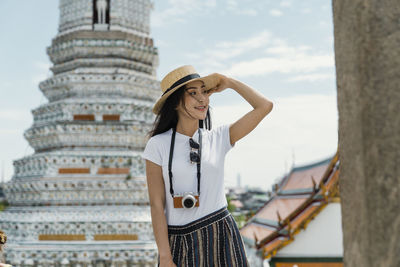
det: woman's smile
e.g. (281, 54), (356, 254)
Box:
(194, 105), (207, 111)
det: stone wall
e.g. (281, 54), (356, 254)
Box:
(333, 0), (400, 266)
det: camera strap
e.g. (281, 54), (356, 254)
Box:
(168, 127), (202, 197)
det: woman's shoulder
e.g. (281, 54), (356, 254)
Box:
(146, 128), (172, 144)
(142, 129), (172, 163)
(206, 124), (234, 151)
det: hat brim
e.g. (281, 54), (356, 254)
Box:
(152, 73), (220, 115)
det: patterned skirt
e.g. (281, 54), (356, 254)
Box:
(158, 206), (249, 267)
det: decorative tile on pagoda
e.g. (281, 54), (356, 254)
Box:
(52, 30), (154, 47)
(0, 205), (151, 222)
(47, 42), (158, 66)
(96, 167), (130, 174)
(39, 74), (160, 102)
(58, 0), (93, 34)
(32, 99), (154, 124)
(12, 151), (146, 179)
(1, 211), (153, 245)
(59, 59), (157, 76)
(24, 122), (150, 152)
(4, 241), (157, 266)
(4, 180), (149, 205)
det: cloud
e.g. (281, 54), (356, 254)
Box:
(280, 1), (292, 7)
(151, 0), (258, 26)
(211, 31), (271, 60)
(301, 8), (312, 14)
(0, 129), (20, 135)
(187, 30), (333, 79)
(0, 109), (28, 121)
(236, 8), (258, 16)
(226, 0), (238, 9)
(288, 73), (334, 82)
(319, 20), (329, 28)
(226, 0), (258, 16)
(220, 53), (334, 77)
(0, 81), (13, 88)
(32, 61), (52, 85)
(154, 39), (169, 47)
(151, 0), (217, 27)
(188, 31), (272, 72)
(269, 9), (283, 17)
(211, 93), (338, 190)
(186, 31), (272, 72)
(264, 41), (312, 55)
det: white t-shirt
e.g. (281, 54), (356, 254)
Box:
(141, 124), (235, 225)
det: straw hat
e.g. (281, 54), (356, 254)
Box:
(0, 230), (6, 245)
(152, 65), (220, 114)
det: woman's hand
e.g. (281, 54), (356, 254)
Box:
(208, 73), (233, 95)
(159, 257), (177, 267)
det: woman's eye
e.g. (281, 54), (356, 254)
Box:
(189, 92), (196, 95)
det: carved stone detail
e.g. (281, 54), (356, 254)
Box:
(0, 0), (159, 265)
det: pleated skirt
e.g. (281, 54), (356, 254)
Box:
(158, 206), (249, 267)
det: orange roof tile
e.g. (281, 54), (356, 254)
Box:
(241, 223), (275, 244)
(281, 163), (329, 191)
(256, 197), (309, 223)
(240, 151), (340, 258)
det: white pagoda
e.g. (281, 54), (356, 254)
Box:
(0, 0), (160, 266)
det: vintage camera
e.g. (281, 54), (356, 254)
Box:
(173, 192), (199, 209)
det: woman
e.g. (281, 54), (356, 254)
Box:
(142, 65), (273, 267)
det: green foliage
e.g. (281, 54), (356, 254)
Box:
(0, 201), (9, 212)
(234, 213), (247, 228)
(226, 195), (236, 213)
(127, 158), (132, 166)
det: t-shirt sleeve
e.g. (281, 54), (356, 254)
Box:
(141, 136), (162, 166)
(215, 123), (235, 155)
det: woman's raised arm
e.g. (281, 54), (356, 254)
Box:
(210, 74), (273, 146)
(145, 160), (176, 267)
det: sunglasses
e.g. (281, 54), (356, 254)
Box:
(189, 138), (200, 164)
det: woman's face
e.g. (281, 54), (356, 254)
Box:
(176, 80), (210, 121)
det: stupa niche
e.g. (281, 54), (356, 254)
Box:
(0, 0), (160, 266)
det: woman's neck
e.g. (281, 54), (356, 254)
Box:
(176, 118), (198, 137)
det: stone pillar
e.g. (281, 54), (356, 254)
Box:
(332, 0), (400, 266)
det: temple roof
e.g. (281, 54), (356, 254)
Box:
(240, 150), (340, 259)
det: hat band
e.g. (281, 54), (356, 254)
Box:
(162, 73), (200, 96)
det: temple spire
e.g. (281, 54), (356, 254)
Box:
(0, 0), (160, 265)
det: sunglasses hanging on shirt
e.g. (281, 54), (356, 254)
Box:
(168, 127), (202, 209)
(189, 138), (200, 164)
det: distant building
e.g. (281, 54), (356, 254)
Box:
(240, 152), (342, 267)
(226, 184), (269, 229)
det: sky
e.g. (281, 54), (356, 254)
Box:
(0, 0), (338, 191)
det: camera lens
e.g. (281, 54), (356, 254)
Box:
(181, 193), (197, 209)
(183, 198), (194, 208)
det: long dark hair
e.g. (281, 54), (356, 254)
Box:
(148, 84), (212, 137)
